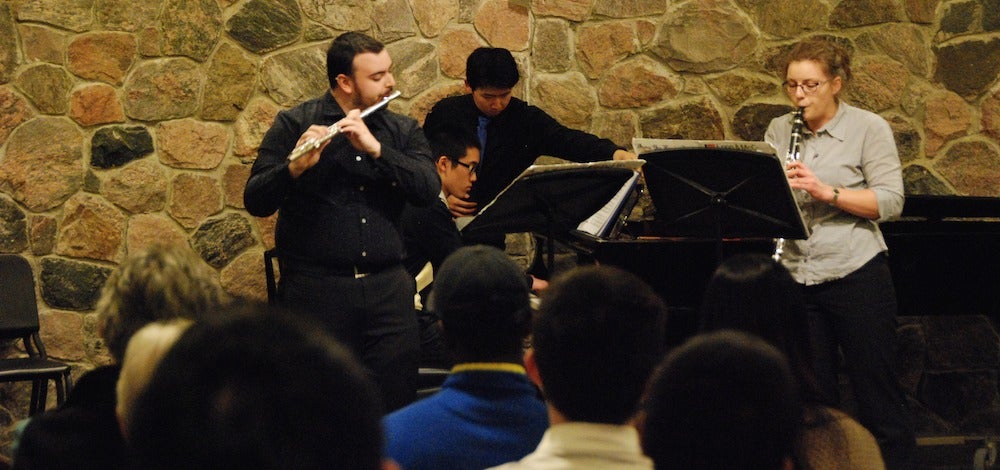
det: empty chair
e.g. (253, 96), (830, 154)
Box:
(0, 254), (72, 415)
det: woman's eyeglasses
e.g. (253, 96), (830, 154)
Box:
(783, 80), (828, 95)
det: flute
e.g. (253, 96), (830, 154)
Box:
(287, 90), (402, 162)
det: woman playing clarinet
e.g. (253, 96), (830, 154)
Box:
(764, 38), (914, 470)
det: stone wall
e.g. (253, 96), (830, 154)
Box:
(0, 0), (998, 448)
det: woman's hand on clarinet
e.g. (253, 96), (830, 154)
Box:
(288, 125), (333, 178)
(785, 161), (837, 203)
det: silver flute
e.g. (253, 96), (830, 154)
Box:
(287, 90), (402, 162)
(772, 106), (805, 262)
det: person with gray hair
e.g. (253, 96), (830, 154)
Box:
(13, 244), (228, 470)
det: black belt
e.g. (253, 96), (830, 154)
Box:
(283, 260), (399, 279)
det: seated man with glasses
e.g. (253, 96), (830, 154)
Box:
(399, 128), (482, 368)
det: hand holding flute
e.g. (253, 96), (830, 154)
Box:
(287, 91), (401, 178)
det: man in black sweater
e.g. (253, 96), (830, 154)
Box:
(422, 47), (635, 219)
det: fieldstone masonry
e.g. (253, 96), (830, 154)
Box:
(0, 0), (998, 458)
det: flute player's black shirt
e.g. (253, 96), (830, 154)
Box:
(244, 92), (438, 271)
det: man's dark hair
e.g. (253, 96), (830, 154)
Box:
(532, 265), (667, 424)
(430, 129), (481, 165)
(327, 31), (385, 89)
(127, 303), (385, 470)
(465, 47), (519, 90)
(642, 330), (804, 470)
(429, 246), (530, 362)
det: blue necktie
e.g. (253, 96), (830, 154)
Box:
(477, 115), (490, 163)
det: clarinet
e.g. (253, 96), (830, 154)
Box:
(287, 91), (402, 162)
(772, 106), (805, 262)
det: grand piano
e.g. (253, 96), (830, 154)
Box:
(561, 193), (1000, 345)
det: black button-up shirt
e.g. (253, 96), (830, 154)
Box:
(245, 92), (439, 271)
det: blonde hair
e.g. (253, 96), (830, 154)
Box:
(97, 244), (228, 363)
(115, 319), (192, 439)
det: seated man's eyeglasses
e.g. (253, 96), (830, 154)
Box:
(783, 80), (828, 94)
(454, 160), (478, 175)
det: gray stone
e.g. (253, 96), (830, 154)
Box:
(933, 38), (1000, 98)
(29, 215), (57, 256)
(857, 24), (929, 77)
(102, 159), (168, 214)
(639, 99), (725, 140)
(191, 213), (255, 268)
(15, 0), (94, 32)
(55, 193), (126, 263)
(902, 165), (952, 196)
(986, 0), (1000, 31)
(732, 103), (790, 141)
(300, 0), (373, 31)
(225, 0), (302, 54)
(706, 71), (778, 106)
(160, 0), (222, 61)
(651, 2), (758, 73)
(0, 117), (85, 212)
(829, 0), (905, 28)
(373, 0), (417, 43)
(201, 42), (257, 121)
(593, 0), (664, 18)
(83, 170), (101, 193)
(94, 0), (161, 32)
(260, 45), (328, 108)
(90, 126), (154, 169)
(532, 20), (571, 73)
(888, 115), (921, 164)
(735, 0), (829, 39)
(0, 4), (16, 83)
(0, 195), (27, 253)
(123, 58), (202, 121)
(412, 0), (458, 37)
(939, 1), (977, 35)
(13, 64), (74, 114)
(385, 40), (437, 99)
(39, 257), (112, 311)
(935, 140), (1000, 197)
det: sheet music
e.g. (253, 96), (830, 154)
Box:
(576, 171), (640, 237)
(632, 138), (776, 156)
(457, 159), (646, 233)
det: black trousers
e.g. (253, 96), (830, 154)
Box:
(803, 253), (915, 470)
(279, 264), (419, 413)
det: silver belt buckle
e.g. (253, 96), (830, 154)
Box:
(354, 266), (368, 279)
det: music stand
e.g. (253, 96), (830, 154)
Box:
(640, 147), (808, 264)
(461, 163), (640, 271)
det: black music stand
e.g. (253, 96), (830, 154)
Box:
(640, 147), (808, 265)
(461, 163), (640, 271)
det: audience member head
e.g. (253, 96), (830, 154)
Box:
(429, 245), (531, 363)
(126, 303), (388, 470)
(530, 265), (667, 424)
(465, 47), (519, 91)
(326, 31), (385, 88)
(115, 320), (192, 438)
(430, 129), (481, 200)
(699, 253), (823, 404)
(97, 243), (228, 363)
(642, 330), (803, 470)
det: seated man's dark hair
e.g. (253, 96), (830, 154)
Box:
(430, 129), (481, 165)
(326, 31), (385, 89)
(642, 330), (804, 470)
(532, 265), (667, 424)
(429, 245), (531, 361)
(466, 47), (519, 90)
(127, 302), (385, 470)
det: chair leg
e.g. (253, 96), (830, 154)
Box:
(28, 380), (42, 416)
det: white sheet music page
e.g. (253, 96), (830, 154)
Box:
(576, 170), (641, 237)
